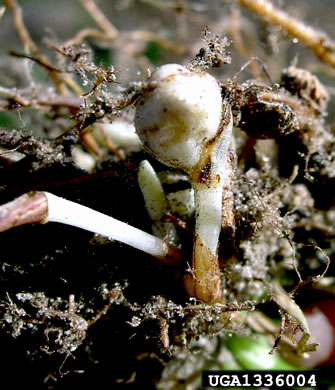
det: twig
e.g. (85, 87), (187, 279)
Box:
(73, 0), (185, 57)
(9, 51), (65, 74)
(80, 130), (103, 158)
(65, 27), (185, 56)
(77, 0), (118, 38)
(0, 192), (49, 232)
(239, 0), (335, 68)
(4, 0), (38, 56)
(87, 286), (123, 326)
(99, 127), (125, 160)
(0, 86), (30, 107)
(124, 30), (186, 55)
(269, 310), (286, 355)
(5, 0), (67, 94)
(230, 56), (272, 84)
(0, 145), (21, 155)
(5, 0), (82, 95)
(9, 51), (86, 95)
(289, 243), (331, 295)
(0, 86), (82, 111)
(64, 28), (110, 47)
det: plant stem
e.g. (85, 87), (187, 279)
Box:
(0, 191), (181, 264)
(184, 108), (233, 302)
(193, 183), (224, 256)
(239, 0), (335, 68)
(184, 183), (224, 302)
(44, 192), (168, 258)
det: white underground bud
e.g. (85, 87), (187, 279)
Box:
(138, 159), (178, 244)
(135, 64), (223, 173)
(138, 159), (168, 225)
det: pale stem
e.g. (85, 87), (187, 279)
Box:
(184, 181), (224, 302)
(185, 110), (233, 302)
(192, 182), (224, 256)
(194, 108), (233, 255)
(45, 192), (167, 258)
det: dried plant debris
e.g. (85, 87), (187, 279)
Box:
(188, 27), (232, 70)
(225, 80), (299, 139)
(0, 128), (69, 167)
(0, 0), (335, 388)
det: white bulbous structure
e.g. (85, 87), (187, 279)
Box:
(135, 64), (223, 173)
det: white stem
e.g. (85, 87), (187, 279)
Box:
(185, 180), (224, 302)
(44, 192), (167, 258)
(194, 109), (233, 255)
(193, 183), (224, 255)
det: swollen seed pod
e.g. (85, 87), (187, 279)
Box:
(135, 64), (233, 303)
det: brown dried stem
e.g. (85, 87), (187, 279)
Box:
(65, 27), (185, 56)
(239, 0), (335, 68)
(0, 86), (82, 112)
(78, 0), (118, 38)
(5, 0), (82, 95)
(4, 0), (38, 57)
(73, 0), (185, 56)
(64, 28), (111, 47)
(0, 192), (48, 232)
